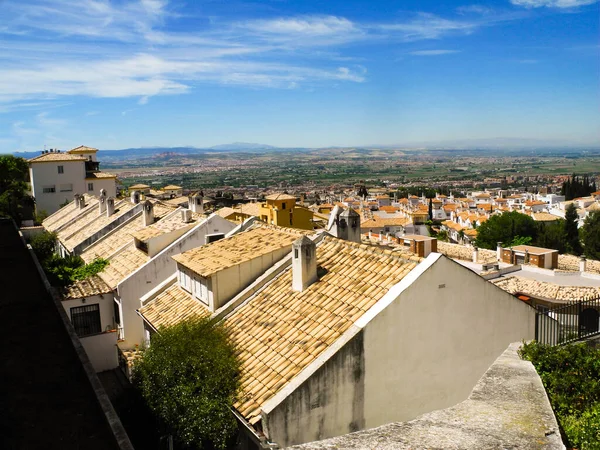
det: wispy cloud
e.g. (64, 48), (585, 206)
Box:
(510, 0), (598, 8)
(409, 49), (461, 56)
(0, 0), (524, 107)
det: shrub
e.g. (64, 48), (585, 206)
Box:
(133, 317), (241, 449)
(30, 231), (57, 263)
(519, 341), (600, 449)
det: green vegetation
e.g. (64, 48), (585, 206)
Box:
(30, 231), (109, 287)
(0, 155), (34, 222)
(565, 203), (583, 255)
(475, 211), (538, 250)
(582, 211), (600, 260)
(536, 220), (568, 253)
(519, 341), (600, 449)
(561, 174), (597, 201)
(133, 317), (241, 449)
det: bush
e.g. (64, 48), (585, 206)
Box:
(30, 231), (57, 263)
(133, 317), (241, 449)
(519, 341), (600, 449)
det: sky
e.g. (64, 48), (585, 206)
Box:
(0, 0), (599, 151)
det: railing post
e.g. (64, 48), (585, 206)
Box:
(578, 301), (582, 340)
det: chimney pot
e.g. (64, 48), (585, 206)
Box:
(106, 197), (115, 217)
(142, 200), (154, 226)
(292, 236), (317, 292)
(131, 190), (140, 204)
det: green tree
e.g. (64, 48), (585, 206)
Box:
(582, 211), (600, 260)
(475, 211), (538, 250)
(30, 231), (58, 263)
(535, 220), (567, 253)
(133, 317), (241, 449)
(0, 155), (34, 222)
(565, 203), (582, 255)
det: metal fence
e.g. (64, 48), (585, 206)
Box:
(535, 296), (600, 346)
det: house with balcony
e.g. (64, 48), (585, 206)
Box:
(28, 145), (116, 215)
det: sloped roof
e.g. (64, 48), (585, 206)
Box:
(173, 226), (308, 277)
(493, 276), (600, 302)
(28, 152), (86, 163)
(139, 283), (210, 329)
(265, 193), (296, 201)
(98, 243), (150, 289)
(85, 172), (117, 179)
(67, 145), (98, 154)
(225, 237), (422, 424)
(129, 184), (150, 190)
(61, 275), (113, 300)
(162, 185), (182, 190)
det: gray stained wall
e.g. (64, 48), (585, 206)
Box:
(263, 255), (536, 447)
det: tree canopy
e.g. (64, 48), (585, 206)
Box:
(536, 220), (567, 253)
(582, 211), (600, 261)
(0, 155), (34, 222)
(474, 211), (538, 250)
(133, 317), (241, 449)
(564, 203), (582, 255)
(561, 174), (597, 201)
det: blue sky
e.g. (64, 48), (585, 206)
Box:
(1, 0), (598, 151)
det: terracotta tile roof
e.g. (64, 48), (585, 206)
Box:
(493, 276), (600, 302)
(525, 200), (546, 207)
(162, 185), (182, 190)
(360, 217), (410, 228)
(163, 196), (189, 207)
(80, 203), (176, 263)
(443, 204), (458, 212)
(99, 243), (150, 288)
(85, 172), (117, 179)
(131, 210), (203, 242)
(28, 152), (86, 163)
(511, 245), (557, 255)
(44, 196), (100, 233)
(265, 193), (296, 201)
(218, 203), (262, 219)
(464, 229), (478, 237)
(129, 184), (150, 190)
(173, 226), (309, 277)
(42, 194), (93, 230)
(225, 237), (422, 424)
(532, 212), (562, 222)
(441, 220), (464, 231)
(586, 202), (600, 212)
(379, 206), (399, 213)
(139, 283), (210, 329)
(61, 275), (113, 300)
(67, 145), (98, 154)
(61, 199), (138, 251)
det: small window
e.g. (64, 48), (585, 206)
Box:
(71, 304), (101, 337)
(88, 182), (94, 192)
(57, 165), (64, 174)
(60, 183), (73, 192)
(88, 156), (92, 161)
(42, 185), (56, 193)
(282, 202), (286, 210)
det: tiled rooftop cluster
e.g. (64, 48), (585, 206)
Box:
(140, 284), (210, 329)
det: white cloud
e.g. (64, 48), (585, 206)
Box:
(409, 49), (461, 55)
(510, 0), (598, 8)
(0, 1), (521, 106)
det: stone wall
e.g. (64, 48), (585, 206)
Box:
(558, 254), (600, 275)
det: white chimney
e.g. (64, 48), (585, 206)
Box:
(142, 200), (154, 226)
(580, 257), (587, 273)
(292, 236), (317, 292)
(189, 193), (204, 214)
(473, 246), (479, 263)
(181, 208), (192, 223)
(497, 242), (503, 261)
(74, 193), (81, 207)
(106, 197), (115, 217)
(131, 190), (140, 204)
(78, 195), (86, 210)
(98, 190), (107, 215)
(339, 208), (361, 243)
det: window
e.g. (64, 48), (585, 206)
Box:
(282, 202), (286, 210)
(179, 269), (191, 293)
(88, 156), (92, 161)
(193, 276), (209, 305)
(60, 183), (73, 192)
(42, 185), (56, 193)
(57, 165), (64, 174)
(71, 304), (101, 337)
(88, 182), (94, 191)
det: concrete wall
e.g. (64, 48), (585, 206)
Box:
(30, 161), (86, 214)
(263, 255), (536, 447)
(116, 215), (236, 348)
(88, 178), (117, 200)
(81, 330), (119, 372)
(19, 226), (46, 241)
(361, 256), (535, 430)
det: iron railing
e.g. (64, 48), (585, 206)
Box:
(535, 295), (600, 346)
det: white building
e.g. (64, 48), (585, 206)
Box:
(29, 146), (116, 215)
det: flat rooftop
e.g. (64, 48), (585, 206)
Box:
(0, 219), (121, 450)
